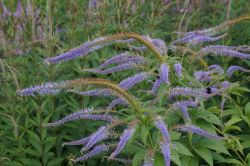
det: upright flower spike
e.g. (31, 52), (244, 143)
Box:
(175, 125), (223, 140)
(151, 78), (162, 94)
(160, 64), (170, 85)
(118, 72), (151, 90)
(178, 105), (191, 122)
(154, 117), (171, 166)
(43, 111), (116, 127)
(226, 66), (250, 77)
(74, 144), (109, 163)
(109, 125), (136, 159)
(174, 63), (182, 78)
(13, 0), (23, 17)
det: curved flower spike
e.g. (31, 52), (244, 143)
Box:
(62, 136), (90, 147)
(82, 126), (110, 151)
(109, 125), (136, 159)
(43, 111), (116, 127)
(74, 144), (109, 162)
(119, 72), (151, 90)
(175, 124), (223, 140)
(151, 79), (162, 94)
(200, 45), (250, 59)
(226, 66), (250, 77)
(108, 98), (128, 109)
(154, 117), (171, 166)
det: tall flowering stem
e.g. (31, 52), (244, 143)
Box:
(17, 78), (143, 118)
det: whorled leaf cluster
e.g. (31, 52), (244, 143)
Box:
(17, 15), (250, 165)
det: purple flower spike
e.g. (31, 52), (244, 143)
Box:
(82, 126), (110, 151)
(43, 111), (116, 127)
(154, 117), (171, 166)
(62, 136), (90, 147)
(109, 126), (136, 159)
(175, 124), (223, 140)
(17, 81), (70, 96)
(201, 45), (250, 59)
(194, 71), (212, 82)
(208, 64), (224, 74)
(160, 64), (170, 84)
(1, 1), (11, 18)
(97, 52), (144, 69)
(13, 0), (23, 17)
(169, 87), (208, 98)
(172, 34), (198, 45)
(151, 38), (167, 55)
(226, 66), (250, 77)
(174, 63), (182, 77)
(69, 89), (113, 97)
(179, 105), (191, 121)
(74, 144), (109, 162)
(151, 79), (162, 94)
(119, 72), (151, 90)
(188, 34), (226, 46)
(173, 100), (198, 110)
(160, 141), (171, 166)
(108, 98), (128, 109)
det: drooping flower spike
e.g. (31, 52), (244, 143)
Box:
(226, 66), (250, 77)
(96, 52), (145, 70)
(44, 32), (166, 64)
(74, 144), (109, 163)
(175, 124), (223, 140)
(154, 117), (171, 166)
(68, 88), (114, 97)
(108, 98), (129, 109)
(62, 136), (90, 147)
(42, 110), (117, 127)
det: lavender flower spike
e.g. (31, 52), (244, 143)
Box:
(172, 100), (198, 110)
(179, 105), (191, 121)
(160, 63), (170, 84)
(154, 117), (171, 166)
(69, 89), (113, 97)
(119, 72), (151, 90)
(82, 126), (110, 151)
(194, 71), (212, 82)
(109, 126), (136, 159)
(43, 111), (116, 127)
(74, 144), (109, 163)
(200, 45), (250, 59)
(13, 0), (23, 17)
(62, 136), (90, 147)
(108, 98), (128, 109)
(226, 66), (250, 77)
(174, 63), (182, 78)
(175, 124), (223, 140)
(188, 33), (227, 46)
(97, 52), (145, 69)
(151, 79), (162, 94)
(169, 87), (208, 98)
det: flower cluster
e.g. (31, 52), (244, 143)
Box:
(17, 16), (250, 165)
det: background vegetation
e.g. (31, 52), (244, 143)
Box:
(1, 0), (250, 165)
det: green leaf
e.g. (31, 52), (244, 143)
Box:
(140, 126), (149, 144)
(47, 158), (64, 166)
(245, 102), (250, 118)
(153, 153), (164, 166)
(224, 115), (242, 126)
(173, 142), (193, 156)
(171, 150), (181, 166)
(181, 156), (199, 166)
(21, 159), (41, 166)
(44, 137), (57, 153)
(197, 111), (221, 126)
(193, 147), (213, 166)
(132, 151), (146, 166)
(197, 139), (230, 155)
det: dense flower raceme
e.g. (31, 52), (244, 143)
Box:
(17, 17), (250, 165)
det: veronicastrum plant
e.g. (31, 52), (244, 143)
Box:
(17, 15), (250, 165)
